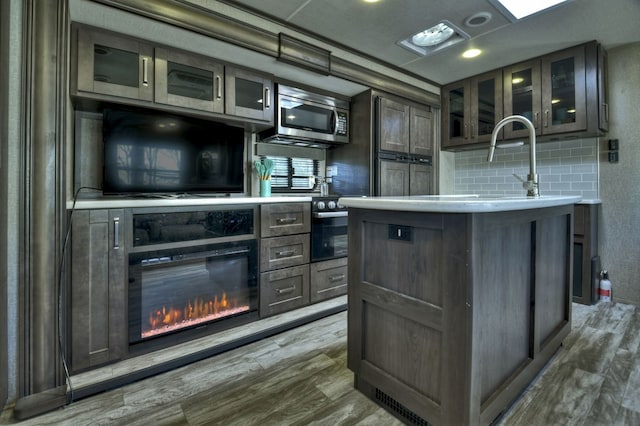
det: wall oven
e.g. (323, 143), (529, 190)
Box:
(311, 197), (348, 262)
(260, 84), (350, 146)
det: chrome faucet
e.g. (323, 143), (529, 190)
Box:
(487, 115), (539, 197)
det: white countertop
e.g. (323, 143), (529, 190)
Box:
(338, 194), (583, 213)
(68, 196), (312, 210)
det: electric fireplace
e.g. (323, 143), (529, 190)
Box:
(127, 207), (258, 352)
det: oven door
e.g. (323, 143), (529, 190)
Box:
(311, 213), (348, 262)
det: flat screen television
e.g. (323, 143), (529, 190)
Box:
(103, 107), (244, 195)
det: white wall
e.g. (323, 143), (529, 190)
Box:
(599, 43), (640, 305)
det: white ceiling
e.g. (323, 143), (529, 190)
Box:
(225, 0), (640, 86)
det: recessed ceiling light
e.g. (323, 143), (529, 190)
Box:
(490, 0), (569, 21)
(362, 0), (380, 3)
(462, 48), (482, 58)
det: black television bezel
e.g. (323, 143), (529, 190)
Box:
(102, 106), (245, 196)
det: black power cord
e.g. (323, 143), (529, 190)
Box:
(57, 186), (101, 405)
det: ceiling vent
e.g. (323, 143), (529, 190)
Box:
(464, 12), (492, 27)
(398, 20), (469, 57)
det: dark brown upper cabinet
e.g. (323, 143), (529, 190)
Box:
(442, 42), (607, 151)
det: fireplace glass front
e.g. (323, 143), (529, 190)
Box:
(128, 239), (258, 349)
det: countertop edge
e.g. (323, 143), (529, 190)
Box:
(67, 196), (313, 210)
(338, 196), (583, 213)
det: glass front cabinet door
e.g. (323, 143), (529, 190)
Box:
(470, 70), (503, 143)
(503, 59), (542, 140)
(541, 46), (587, 134)
(442, 81), (468, 147)
(154, 47), (224, 113)
(225, 67), (274, 122)
(442, 69), (502, 148)
(504, 45), (587, 139)
(75, 26), (154, 102)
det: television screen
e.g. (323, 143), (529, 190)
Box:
(103, 107), (244, 195)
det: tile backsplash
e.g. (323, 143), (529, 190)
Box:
(454, 138), (599, 199)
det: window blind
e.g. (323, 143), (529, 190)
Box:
(260, 156), (318, 192)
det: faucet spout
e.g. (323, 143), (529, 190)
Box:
(487, 115), (539, 197)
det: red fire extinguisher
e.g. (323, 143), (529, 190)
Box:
(599, 270), (612, 302)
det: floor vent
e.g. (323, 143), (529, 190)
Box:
(375, 388), (429, 425)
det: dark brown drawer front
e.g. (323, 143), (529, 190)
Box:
(310, 257), (348, 303)
(260, 203), (310, 237)
(260, 265), (309, 317)
(260, 234), (309, 271)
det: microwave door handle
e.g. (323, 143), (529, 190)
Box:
(332, 110), (339, 135)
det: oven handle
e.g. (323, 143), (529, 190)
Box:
(313, 211), (348, 219)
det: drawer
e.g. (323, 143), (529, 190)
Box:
(260, 264), (309, 317)
(260, 203), (311, 237)
(260, 234), (309, 271)
(310, 257), (348, 303)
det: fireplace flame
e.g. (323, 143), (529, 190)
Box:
(143, 291), (250, 339)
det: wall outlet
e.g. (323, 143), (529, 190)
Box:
(326, 165), (337, 177)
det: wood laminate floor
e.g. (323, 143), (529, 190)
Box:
(2, 301), (640, 425)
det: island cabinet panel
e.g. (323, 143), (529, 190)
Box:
(347, 204), (573, 426)
(348, 209), (471, 425)
(471, 219), (533, 405)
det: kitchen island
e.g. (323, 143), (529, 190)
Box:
(339, 194), (581, 426)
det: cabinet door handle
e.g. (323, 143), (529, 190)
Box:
(329, 273), (345, 282)
(276, 285), (296, 295)
(142, 58), (149, 87)
(470, 123), (475, 138)
(544, 110), (549, 127)
(534, 112), (540, 128)
(603, 102), (609, 123)
(276, 217), (297, 224)
(275, 249), (295, 258)
(264, 87), (271, 109)
(463, 123), (468, 139)
(216, 75), (222, 99)
(113, 217), (120, 250)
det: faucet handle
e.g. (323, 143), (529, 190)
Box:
(512, 173), (526, 184)
(512, 173), (535, 191)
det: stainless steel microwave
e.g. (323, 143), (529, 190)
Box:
(260, 84), (349, 146)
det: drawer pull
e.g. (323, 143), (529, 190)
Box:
(142, 57), (149, 86)
(216, 75), (222, 99)
(329, 273), (345, 283)
(276, 285), (296, 295)
(264, 87), (271, 109)
(113, 217), (120, 250)
(275, 250), (295, 258)
(276, 217), (297, 225)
